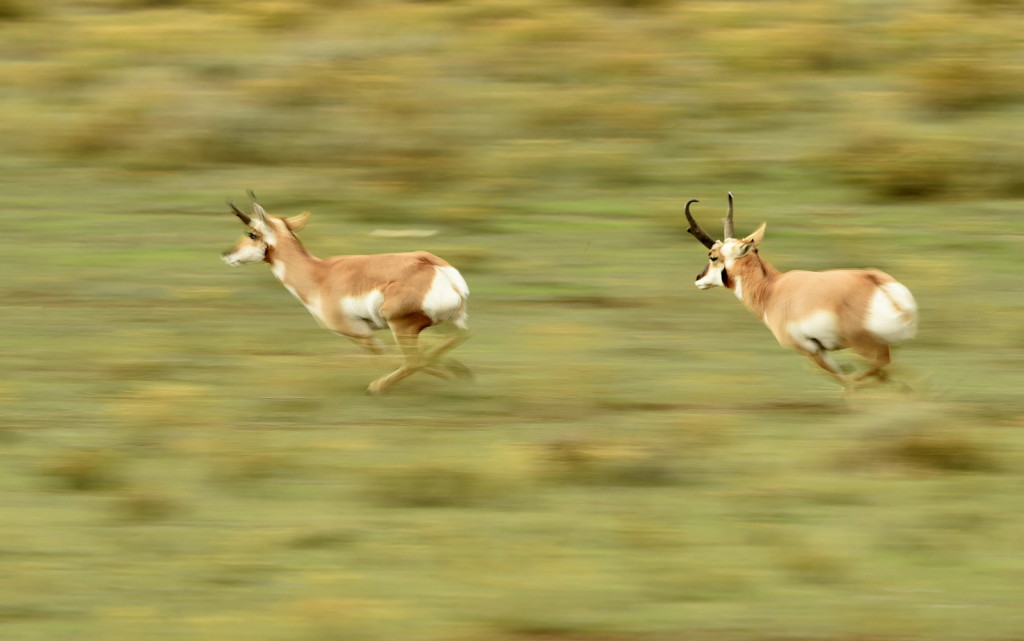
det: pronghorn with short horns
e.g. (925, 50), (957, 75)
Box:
(222, 192), (470, 394)
(683, 193), (917, 389)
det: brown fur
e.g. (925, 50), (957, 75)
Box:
(224, 211), (469, 394)
(699, 226), (915, 389)
(729, 255), (893, 353)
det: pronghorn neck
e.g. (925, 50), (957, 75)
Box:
(728, 250), (780, 317)
(265, 232), (322, 297)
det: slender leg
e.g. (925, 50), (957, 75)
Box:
(367, 335), (422, 394)
(807, 350), (854, 388)
(379, 330), (471, 383)
(365, 318), (470, 394)
(421, 330), (472, 379)
(425, 330), (472, 378)
(852, 342), (913, 392)
(349, 334), (385, 356)
(854, 367), (889, 383)
(330, 316), (385, 356)
(422, 366), (457, 380)
(425, 331), (469, 363)
(851, 343), (891, 383)
(366, 315), (431, 395)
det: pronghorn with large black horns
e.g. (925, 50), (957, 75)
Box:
(222, 192), (470, 394)
(683, 193), (918, 389)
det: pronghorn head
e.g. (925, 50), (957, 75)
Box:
(685, 193), (767, 290)
(221, 191), (310, 267)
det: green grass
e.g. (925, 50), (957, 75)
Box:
(2, 1), (1024, 640)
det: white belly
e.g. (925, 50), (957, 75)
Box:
(786, 310), (842, 352)
(340, 290), (387, 330)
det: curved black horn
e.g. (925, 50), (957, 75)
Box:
(227, 200), (251, 226)
(685, 199), (716, 249)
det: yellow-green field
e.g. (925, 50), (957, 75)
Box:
(2, 1), (1023, 639)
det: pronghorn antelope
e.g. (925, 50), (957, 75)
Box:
(221, 192), (470, 394)
(683, 193), (918, 389)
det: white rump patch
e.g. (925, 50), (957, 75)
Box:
(787, 310), (842, 352)
(866, 283), (918, 344)
(341, 290), (387, 330)
(422, 266), (469, 329)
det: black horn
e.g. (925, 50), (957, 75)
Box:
(685, 199), (717, 249)
(228, 200), (251, 226)
(723, 192), (734, 239)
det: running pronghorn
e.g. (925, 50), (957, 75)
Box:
(683, 193), (917, 389)
(221, 192), (470, 394)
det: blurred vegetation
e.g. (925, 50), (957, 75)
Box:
(1, 1), (1023, 640)
(2, 0), (1023, 199)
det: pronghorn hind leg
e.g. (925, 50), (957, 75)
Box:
(440, 357), (473, 379)
(851, 343), (914, 393)
(366, 315), (431, 395)
(426, 330), (472, 378)
(422, 366), (457, 380)
(414, 330), (472, 380)
(366, 337), (421, 394)
(851, 342), (892, 384)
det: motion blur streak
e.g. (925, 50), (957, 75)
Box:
(1, 1), (1021, 640)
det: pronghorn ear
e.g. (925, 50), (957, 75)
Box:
(285, 211), (310, 232)
(252, 202), (269, 223)
(743, 222), (767, 248)
(736, 222), (766, 258)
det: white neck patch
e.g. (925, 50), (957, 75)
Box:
(270, 260), (286, 282)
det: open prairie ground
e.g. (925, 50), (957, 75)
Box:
(2, 1), (1023, 639)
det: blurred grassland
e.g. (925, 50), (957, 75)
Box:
(2, 0), (1024, 640)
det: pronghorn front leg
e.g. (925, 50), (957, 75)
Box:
(349, 335), (385, 356)
(806, 349), (854, 388)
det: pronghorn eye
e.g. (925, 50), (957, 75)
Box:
(247, 232), (259, 240)
(709, 255), (718, 261)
